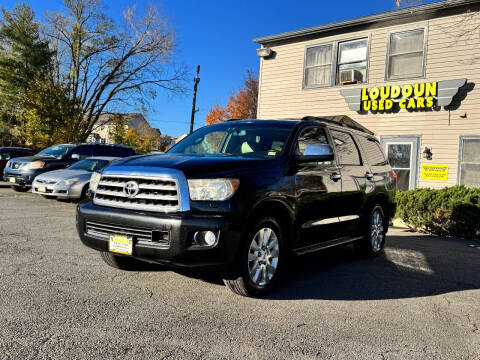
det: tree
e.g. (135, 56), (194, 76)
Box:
(205, 103), (229, 125)
(22, 75), (82, 148)
(0, 3), (54, 144)
(45, 0), (186, 141)
(123, 128), (151, 154)
(205, 70), (258, 125)
(109, 114), (128, 144)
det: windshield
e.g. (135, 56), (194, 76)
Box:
(68, 159), (110, 172)
(168, 123), (294, 158)
(37, 145), (75, 159)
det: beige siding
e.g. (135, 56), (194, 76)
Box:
(258, 11), (480, 188)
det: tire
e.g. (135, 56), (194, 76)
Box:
(223, 216), (284, 297)
(11, 186), (28, 192)
(100, 251), (140, 271)
(355, 204), (387, 256)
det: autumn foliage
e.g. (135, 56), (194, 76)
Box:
(205, 70), (258, 125)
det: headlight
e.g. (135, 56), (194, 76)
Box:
(62, 178), (79, 185)
(188, 179), (240, 201)
(25, 161), (45, 170)
(89, 172), (102, 192)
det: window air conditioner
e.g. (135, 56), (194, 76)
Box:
(339, 69), (363, 84)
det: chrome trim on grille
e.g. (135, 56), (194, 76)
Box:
(93, 166), (190, 212)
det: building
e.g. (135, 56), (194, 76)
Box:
(254, 0), (480, 190)
(87, 113), (159, 144)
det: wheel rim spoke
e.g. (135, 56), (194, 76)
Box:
(248, 227), (279, 286)
(370, 210), (384, 252)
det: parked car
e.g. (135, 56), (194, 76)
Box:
(76, 117), (396, 297)
(3, 143), (135, 192)
(0, 147), (35, 174)
(32, 157), (119, 200)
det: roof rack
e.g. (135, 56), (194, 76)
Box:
(301, 115), (374, 136)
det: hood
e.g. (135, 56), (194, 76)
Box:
(106, 154), (275, 177)
(8, 155), (60, 163)
(35, 169), (91, 183)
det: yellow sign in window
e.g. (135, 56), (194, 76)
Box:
(421, 164), (449, 181)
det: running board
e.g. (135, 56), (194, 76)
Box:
(293, 236), (363, 256)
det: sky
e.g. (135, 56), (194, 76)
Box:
(4, 0), (440, 137)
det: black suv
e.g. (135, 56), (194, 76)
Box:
(77, 117), (396, 297)
(3, 143), (135, 191)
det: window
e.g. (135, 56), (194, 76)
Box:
(357, 136), (387, 166)
(336, 39), (368, 85)
(304, 44), (333, 88)
(387, 28), (425, 80)
(169, 123), (294, 159)
(330, 130), (361, 165)
(0, 151), (11, 161)
(459, 137), (480, 187)
(296, 127), (329, 155)
(72, 145), (93, 157)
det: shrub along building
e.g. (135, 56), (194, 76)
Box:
(254, 0), (480, 190)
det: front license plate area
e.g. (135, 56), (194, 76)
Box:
(38, 186), (46, 193)
(109, 234), (133, 255)
(9, 177), (16, 183)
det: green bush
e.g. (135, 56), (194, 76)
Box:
(395, 185), (480, 239)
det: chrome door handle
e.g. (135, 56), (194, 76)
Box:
(330, 173), (341, 181)
(365, 172), (374, 180)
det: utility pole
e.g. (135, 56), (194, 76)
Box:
(190, 65), (200, 134)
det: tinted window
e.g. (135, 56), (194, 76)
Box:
(330, 130), (361, 165)
(357, 136), (387, 166)
(296, 127), (329, 155)
(90, 145), (109, 157)
(72, 145), (93, 157)
(107, 146), (135, 157)
(0, 151), (11, 160)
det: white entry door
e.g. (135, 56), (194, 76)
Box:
(381, 136), (420, 190)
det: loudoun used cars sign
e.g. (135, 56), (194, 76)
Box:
(340, 78), (466, 113)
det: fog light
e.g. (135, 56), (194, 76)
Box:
(194, 231), (218, 247)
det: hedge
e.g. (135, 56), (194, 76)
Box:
(394, 185), (480, 239)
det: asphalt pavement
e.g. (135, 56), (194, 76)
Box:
(0, 183), (479, 359)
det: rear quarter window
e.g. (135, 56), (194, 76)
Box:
(357, 136), (387, 166)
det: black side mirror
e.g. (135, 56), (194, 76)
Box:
(296, 144), (334, 163)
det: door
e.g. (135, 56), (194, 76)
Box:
(381, 136), (420, 190)
(330, 129), (370, 237)
(294, 126), (343, 248)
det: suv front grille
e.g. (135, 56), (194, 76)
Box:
(85, 220), (170, 246)
(94, 175), (180, 212)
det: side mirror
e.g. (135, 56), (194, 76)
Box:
(296, 144), (334, 163)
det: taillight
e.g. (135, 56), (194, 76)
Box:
(392, 170), (397, 184)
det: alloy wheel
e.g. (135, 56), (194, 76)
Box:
(247, 227), (279, 286)
(370, 209), (385, 252)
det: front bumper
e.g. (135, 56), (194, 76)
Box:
(3, 168), (39, 186)
(76, 202), (243, 267)
(32, 180), (83, 199)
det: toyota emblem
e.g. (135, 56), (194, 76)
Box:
(123, 181), (139, 198)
